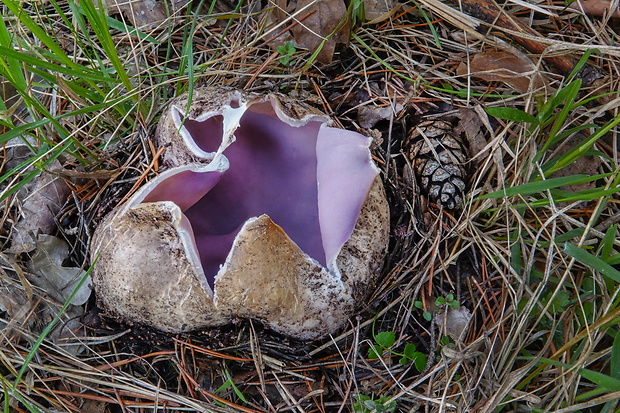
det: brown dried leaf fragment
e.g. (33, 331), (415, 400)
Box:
(457, 49), (550, 93)
(28, 235), (91, 306)
(436, 306), (472, 341)
(357, 104), (403, 128)
(289, 0), (351, 64)
(98, 0), (190, 28)
(459, 0), (584, 76)
(364, 0), (398, 23)
(8, 162), (71, 254)
(569, 0), (620, 17)
(455, 109), (486, 157)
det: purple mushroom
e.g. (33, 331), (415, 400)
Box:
(90, 88), (389, 339)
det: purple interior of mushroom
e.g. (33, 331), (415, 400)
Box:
(140, 100), (377, 287)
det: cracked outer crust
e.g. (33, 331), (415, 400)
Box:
(91, 178), (388, 339)
(91, 202), (230, 332)
(91, 87), (390, 339)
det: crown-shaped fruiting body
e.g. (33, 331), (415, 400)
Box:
(91, 88), (389, 340)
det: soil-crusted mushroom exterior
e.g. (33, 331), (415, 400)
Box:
(90, 87), (389, 340)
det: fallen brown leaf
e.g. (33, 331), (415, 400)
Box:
(569, 0), (620, 18)
(357, 104), (403, 128)
(364, 0), (399, 23)
(436, 306), (472, 341)
(8, 161), (71, 254)
(288, 0), (351, 64)
(457, 49), (550, 93)
(455, 108), (488, 160)
(459, 0), (587, 77)
(28, 234), (91, 306)
(98, 0), (190, 28)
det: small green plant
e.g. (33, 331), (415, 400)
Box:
(367, 331), (395, 359)
(214, 367), (247, 404)
(276, 41), (296, 66)
(353, 394), (396, 413)
(435, 293), (460, 309)
(367, 331), (427, 372)
(349, 0), (365, 26)
(414, 294), (460, 321)
(414, 300), (433, 321)
(544, 289), (571, 314)
(440, 335), (453, 347)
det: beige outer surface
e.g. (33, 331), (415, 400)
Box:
(214, 215), (352, 338)
(91, 202), (229, 332)
(336, 177), (390, 303)
(91, 88), (390, 340)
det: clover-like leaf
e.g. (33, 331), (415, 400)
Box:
(374, 331), (396, 348)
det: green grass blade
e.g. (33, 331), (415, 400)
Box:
(532, 357), (620, 393)
(570, 90), (620, 109)
(510, 228), (524, 275)
(0, 119), (49, 145)
(0, 14), (27, 93)
(480, 186), (620, 211)
(578, 369), (620, 392)
(300, 3), (354, 71)
(484, 106), (538, 124)
(530, 79), (583, 166)
(599, 225), (618, 261)
(106, 16), (160, 44)
(611, 331), (620, 380)
(176, 0), (210, 95)
(428, 83), (512, 98)
(542, 115), (620, 177)
(538, 79), (581, 151)
(1, 375), (43, 413)
(0, 93), (129, 200)
(500, 184), (620, 209)
(27, 67), (103, 102)
(566, 49), (599, 82)
(538, 79), (580, 126)
(409, 0), (441, 48)
(1, 0), (83, 71)
(0, 141), (73, 201)
(478, 173), (614, 199)
(564, 243), (620, 283)
(217, 0), (244, 47)
(554, 228), (585, 244)
(540, 123), (598, 153)
(179, 23), (195, 101)
(0, 45), (121, 83)
(0, 83), (90, 159)
(603, 347), (620, 412)
(45, 0), (75, 32)
(75, 0), (137, 99)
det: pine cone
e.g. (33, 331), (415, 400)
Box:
(409, 120), (468, 210)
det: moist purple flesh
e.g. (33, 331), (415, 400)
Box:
(141, 100), (378, 287)
(184, 107), (324, 280)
